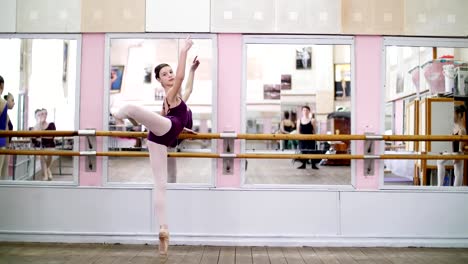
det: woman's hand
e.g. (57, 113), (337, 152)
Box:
(190, 56), (200, 72)
(183, 35), (193, 52)
(181, 127), (197, 135)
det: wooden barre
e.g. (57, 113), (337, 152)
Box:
(2, 130), (468, 142)
(0, 149), (468, 160)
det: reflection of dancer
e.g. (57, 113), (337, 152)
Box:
(437, 105), (466, 186)
(341, 75), (347, 98)
(280, 111), (295, 150)
(32, 109), (56, 181)
(296, 106), (319, 169)
(112, 36), (195, 255)
(300, 48), (310, 69)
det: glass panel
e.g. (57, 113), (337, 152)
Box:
(384, 42), (468, 187)
(0, 37), (79, 182)
(107, 37), (215, 184)
(244, 43), (352, 185)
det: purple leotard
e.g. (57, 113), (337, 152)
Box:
(169, 108), (192, 148)
(148, 99), (189, 147)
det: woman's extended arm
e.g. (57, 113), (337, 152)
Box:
(166, 36), (193, 103)
(182, 56), (200, 102)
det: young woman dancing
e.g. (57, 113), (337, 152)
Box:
(113, 36), (194, 255)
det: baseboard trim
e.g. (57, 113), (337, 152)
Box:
(1, 231), (468, 248)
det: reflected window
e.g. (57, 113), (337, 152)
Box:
(106, 35), (216, 185)
(383, 37), (468, 187)
(243, 37), (353, 186)
(0, 36), (80, 182)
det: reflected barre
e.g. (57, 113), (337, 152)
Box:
(0, 149), (468, 161)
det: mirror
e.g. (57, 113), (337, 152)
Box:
(384, 40), (468, 186)
(106, 36), (216, 184)
(0, 37), (80, 182)
(244, 42), (353, 186)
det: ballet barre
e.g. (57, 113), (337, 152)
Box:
(0, 149), (467, 160)
(2, 130), (468, 141)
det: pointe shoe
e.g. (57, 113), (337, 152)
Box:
(42, 170), (49, 181)
(111, 107), (127, 120)
(158, 229), (169, 255)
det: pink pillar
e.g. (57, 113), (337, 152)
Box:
(354, 36), (383, 190)
(216, 34), (242, 188)
(79, 34), (105, 186)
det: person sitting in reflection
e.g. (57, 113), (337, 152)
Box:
(296, 106), (319, 170)
(279, 111), (295, 150)
(437, 105), (466, 186)
(31, 108), (56, 181)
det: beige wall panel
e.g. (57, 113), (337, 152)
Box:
(82, 0), (145, 32)
(342, 0), (372, 34)
(405, 0), (468, 36)
(0, 0), (16, 32)
(16, 0), (80, 32)
(276, 0), (341, 34)
(211, 0), (275, 33)
(342, 0), (404, 34)
(405, 0), (443, 36)
(371, 0), (404, 35)
(146, 0), (210, 32)
(437, 0), (468, 36)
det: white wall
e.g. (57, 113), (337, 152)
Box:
(1, 187), (468, 247)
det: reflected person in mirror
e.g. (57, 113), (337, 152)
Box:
(112, 36), (196, 255)
(0, 76), (11, 179)
(31, 108), (56, 181)
(296, 106), (319, 170)
(437, 105), (467, 186)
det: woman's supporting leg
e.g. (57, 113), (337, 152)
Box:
(45, 155), (53, 180)
(114, 104), (171, 136)
(40, 156), (48, 180)
(148, 141), (169, 254)
(453, 159), (463, 186)
(437, 159), (449, 186)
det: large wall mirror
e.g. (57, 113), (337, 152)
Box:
(383, 37), (468, 188)
(242, 36), (354, 186)
(104, 34), (217, 185)
(0, 35), (81, 183)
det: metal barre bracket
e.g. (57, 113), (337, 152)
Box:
(84, 128), (96, 172)
(78, 129), (96, 136)
(365, 135), (383, 140)
(222, 131), (235, 175)
(364, 132), (375, 176)
(220, 132), (238, 138)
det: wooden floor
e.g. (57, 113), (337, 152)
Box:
(1, 243), (468, 264)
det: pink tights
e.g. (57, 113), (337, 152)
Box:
(115, 104), (171, 228)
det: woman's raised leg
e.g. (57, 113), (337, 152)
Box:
(114, 104), (171, 136)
